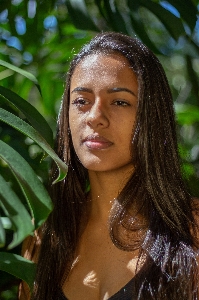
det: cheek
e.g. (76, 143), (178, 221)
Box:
(117, 119), (135, 140)
(69, 117), (84, 135)
(69, 107), (86, 126)
(69, 111), (77, 144)
(69, 108), (79, 132)
(69, 111), (85, 148)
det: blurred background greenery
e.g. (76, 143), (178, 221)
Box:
(0, 0), (199, 298)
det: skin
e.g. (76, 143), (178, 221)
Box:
(69, 53), (138, 175)
(62, 54), (142, 300)
(18, 53), (199, 300)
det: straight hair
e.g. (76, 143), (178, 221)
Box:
(32, 32), (198, 300)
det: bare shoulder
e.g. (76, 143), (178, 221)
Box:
(18, 229), (42, 300)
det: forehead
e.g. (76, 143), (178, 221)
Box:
(77, 53), (130, 70)
(70, 53), (137, 88)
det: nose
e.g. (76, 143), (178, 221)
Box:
(86, 99), (109, 129)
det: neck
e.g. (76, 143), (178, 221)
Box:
(88, 165), (134, 223)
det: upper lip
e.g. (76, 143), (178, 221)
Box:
(82, 134), (113, 144)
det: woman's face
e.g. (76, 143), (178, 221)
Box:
(69, 53), (138, 173)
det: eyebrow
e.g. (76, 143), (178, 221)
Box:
(107, 87), (136, 97)
(71, 87), (93, 93)
(71, 86), (136, 96)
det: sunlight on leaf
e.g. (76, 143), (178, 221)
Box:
(0, 141), (53, 229)
(0, 252), (36, 290)
(0, 175), (34, 249)
(0, 86), (53, 147)
(0, 59), (42, 95)
(0, 108), (68, 183)
(0, 217), (5, 248)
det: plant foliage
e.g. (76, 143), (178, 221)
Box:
(0, 0), (198, 298)
(0, 64), (67, 294)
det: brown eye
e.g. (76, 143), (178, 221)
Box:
(72, 98), (89, 106)
(113, 100), (130, 106)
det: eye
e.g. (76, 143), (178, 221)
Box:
(71, 98), (90, 106)
(113, 100), (130, 106)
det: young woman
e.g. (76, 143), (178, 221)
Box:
(20, 32), (199, 300)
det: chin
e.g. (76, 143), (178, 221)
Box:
(81, 161), (134, 174)
(76, 153), (134, 173)
(81, 163), (112, 172)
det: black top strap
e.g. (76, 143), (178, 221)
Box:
(57, 276), (137, 300)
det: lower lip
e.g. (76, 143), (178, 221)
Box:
(84, 141), (113, 150)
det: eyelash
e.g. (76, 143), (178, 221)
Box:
(112, 100), (130, 106)
(72, 98), (89, 106)
(71, 98), (130, 107)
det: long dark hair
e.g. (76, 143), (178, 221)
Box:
(32, 32), (198, 299)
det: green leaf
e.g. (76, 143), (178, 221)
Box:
(0, 140), (53, 228)
(103, 1), (129, 34)
(167, 0), (197, 31)
(94, 0), (107, 19)
(0, 108), (68, 183)
(0, 216), (5, 248)
(0, 69), (14, 80)
(1, 217), (13, 230)
(0, 59), (42, 95)
(127, 0), (140, 11)
(139, 0), (185, 41)
(0, 252), (36, 290)
(66, 0), (99, 31)
(175, 103), (199, 125)
(0, 175), (34, 249)
(129, 12), (161, 54)
(0, 86), (54, 147)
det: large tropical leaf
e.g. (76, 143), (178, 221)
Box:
(0, 252), (36, 290)
(0, 59), (41, 95)
(0, 108), (68, 183)
(94, 0), (107, 19)
(66, 0), (99, 31)
(0, 216), (5, 248)
(142, 0), (185, 41)
(167, 0), (197, 31)
(103, 1), (128, 34)
(128, 0), (185, 41)
(129, 11), (161, 54)
(1, 217), (13, 230)
(0, 140), (53, 229)
(0, 86), (54, 147)
(0, 175), (34, 249)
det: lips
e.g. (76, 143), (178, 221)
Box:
(82, 134), (113, 150)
